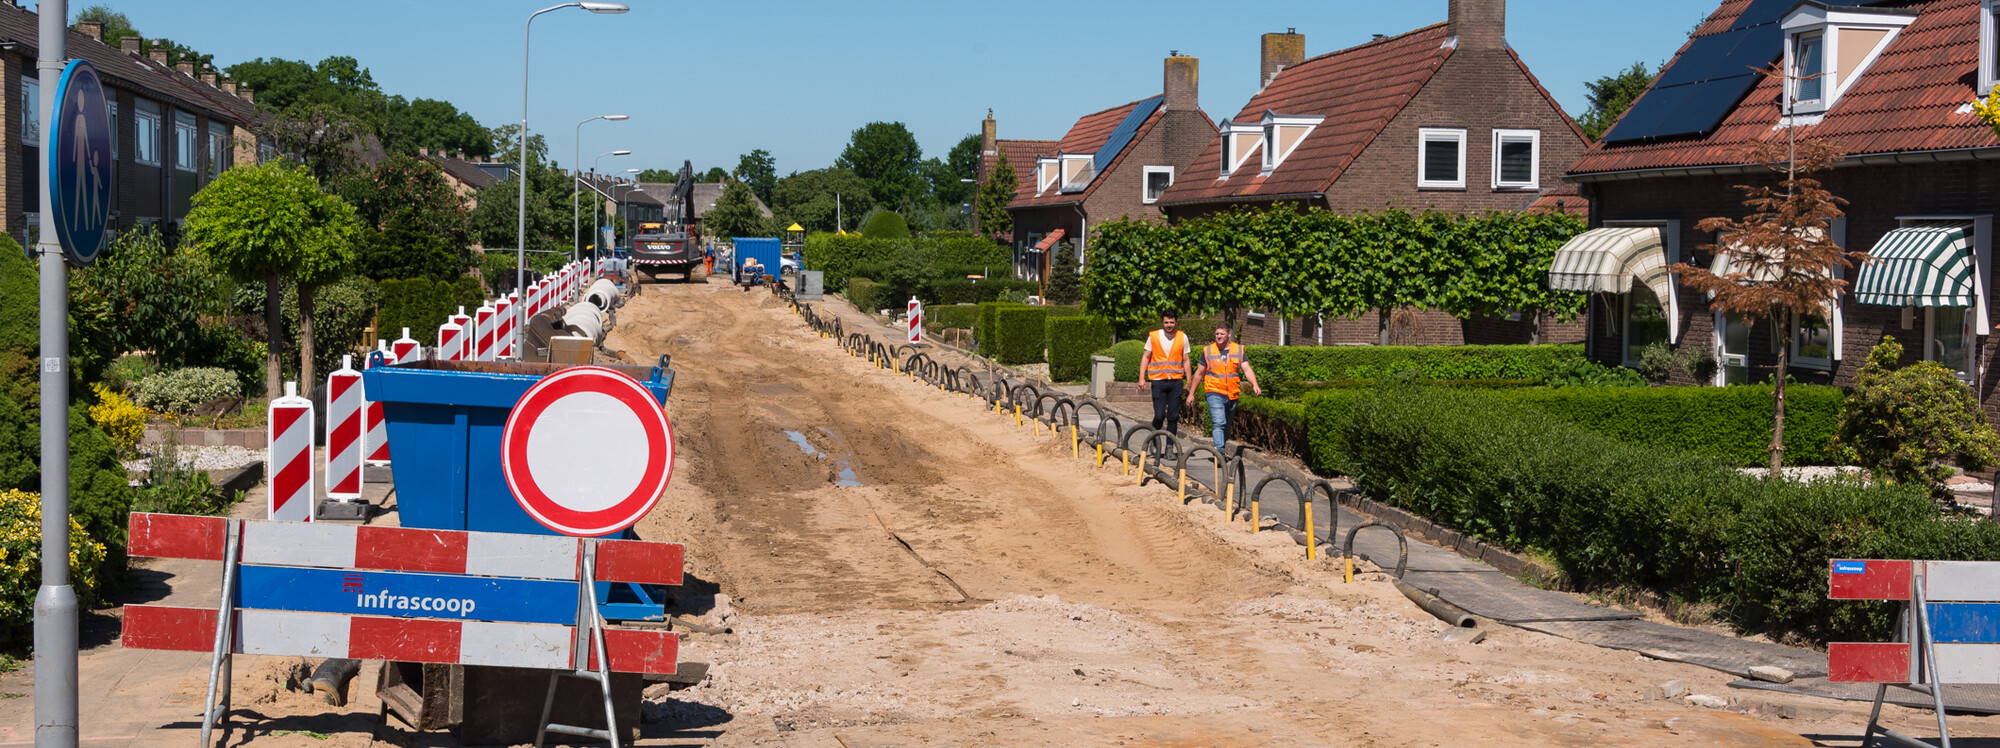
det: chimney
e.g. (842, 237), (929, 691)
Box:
(77, 20), (102, 40)
(419, 146), (430, 157)
(1260, 28), (1305, 88)
(200, 71), (217, 86)
(148, 47), (168, 64)
(120, 35), (140, 55)
(239, 86), (254, 103)
(174, 61), (194, 76)
(221, 79), (237, 95)
(1447, 0), (1506, 51)
(1164, 51), (1198, 112)
(980, 108), (996, 157)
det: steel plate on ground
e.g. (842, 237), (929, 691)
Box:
(1728, 678), (2000, 715)
(1517, 619), (1827, 679)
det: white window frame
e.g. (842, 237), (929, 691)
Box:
(1142, 165), (1174, 205)
(1035, 157), (1058, 195)
(1983, 0), (2000, 95)
(1926, 306), (1978, 384)
(20, 77), (38, 147)
(107, 99), (118, 160)
(1058, 153), (1094, 193)
(1218, 119), (1263, 178)
(1790, 217), (1849, 370)
(1416, 127), (1466, 189)
(1259, 111), (1323, 175)
(134, 109), (161, 167)
(173, 113), (198, 173)
(1491, 128), (1540, 190)
(1781, 5), (1914, 117)
(1605, 219), (1683, 348)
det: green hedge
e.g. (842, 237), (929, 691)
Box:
(846, 278), (882, 313)
(1247, 344), (1588, 391)
(1499, 385), (1844, 467)
(926, 304), (980, 333)
(977, 302), (1026, 356)
(1100, 340), (1143, 381)
(376, 277), (483, 346)
(923, 278), (1038, 305)
(805, 232), (1011, 293)
(1047, 316), (1114, 382)
(1317, 387), (2000, 642)
(995, 307), (1053, 365)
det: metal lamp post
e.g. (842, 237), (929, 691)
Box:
(572, 114), (628, 264)
(590, 151), (629, 267)
(611, 168), (639, 266)
(518, 1), (627, 356)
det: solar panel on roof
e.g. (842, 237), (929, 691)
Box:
(1092, 96), (1164, 176)
(1710, 23), (1783, 79)
(1650, 32), (1744, 89)
(1602, 84), (1697, 143)
(1601, 0), (1786, 144)
(1649, 74), (1758, 139)
(1729, 0), (1794, 31)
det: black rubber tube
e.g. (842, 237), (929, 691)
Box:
(1248, 472), (1302, 525)
(1393, 578), (1477, 628)
(1342, 521), (1410, 579)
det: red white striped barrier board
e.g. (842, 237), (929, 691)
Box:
(448, 308), (472, 361)
(1830, 559), (2000, 684)
(390, 328), (420, 366)
(497, 293), (517, 359)
(474, 303), (497, 362)
(266, 383), (314, 522)
(363, 346), (390, 464)
(437, 320), (463, 362)
(324, 357), (364, 500)
(907, 297), (923, 344)
(122, 607), (676, 673)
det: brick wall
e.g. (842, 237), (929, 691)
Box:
(1587, 159), (2000, 423)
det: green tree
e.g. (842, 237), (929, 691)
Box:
(772, 167), (871, 233)
(705, 181), (772, 238)
(468, 154), (572, 261)
(732, 149), (777, 206)
(931, 133), (982, 207)
(337, 154), (474, 281)
(836, 122), (925, 209)
(974, 151), (1016, 240)
(488, 124), (549, 164)
(1577, 62), (1654, 141)
(77, 228), (225, 367)
(185, 161), (360, 398)
(861, 211), (909, 240)
(699, 167), (728, 183)
(635, 168), (678, 183)
(380, 97), (491, 158)
(1045, 241), (1082, 305)
(261, 102), (368, 185)
(1836, 337), (2000, 504)
(74, 5), (137, 50)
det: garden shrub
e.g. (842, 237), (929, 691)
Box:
(994, 306), (1053, 365)
(925, 304), (980, 334)
(846, 278), (882, 314)
(134, 368), (243, 416)
(1098, 340), (1143, 382)
(1498, 384), (1846, 467)
(862, 211), (910, 240)
(1836, 337), (2000, 502)
(922, 233), (1010, 267)
(977, 302), (1027, 356)
(1248, 343), (1591, 391)
(922, 278), (1037, 305)
(1046, 316), (1114, 382)
(132, 439), (240, 517)
(87, 384), (149, 458)
(1319, 386), (1997, 642)
(0, 488), (105, 648)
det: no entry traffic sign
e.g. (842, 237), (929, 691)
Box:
(501, 366), (674, 536)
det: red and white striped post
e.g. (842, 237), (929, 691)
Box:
(908, 297), (923, 344)
(447, 307), (472, 361)
(267, 382), (315, 522)
(390, 328), (420, 364)
(474, 302), (497, 362)
(363, 347), (390, 466)
(324, 357), (364, 501)
(495, 294), (515, 359)
(436, 319), (463, 362)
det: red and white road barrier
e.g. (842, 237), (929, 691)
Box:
(266, 382), (315, 522)
(496, 293), (516, 359)
(907, 297), (923, 344)
(474, 302), (497, 362)
(363, 346), (390, 465)
(324, 357), (364, 501)
(390, 327), (420, 364)
(437, 319), (463, 362)
(447, 307), (472, 361)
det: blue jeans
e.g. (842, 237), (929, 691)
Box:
(1205, 393), (1238, 453)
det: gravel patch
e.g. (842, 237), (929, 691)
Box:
(1734, 465), (1867, 482)
(123, 444), (263, 473)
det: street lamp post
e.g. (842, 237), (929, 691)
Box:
(518, 1), (627, 356)
(611, 168), (640, 267)
(573, 114), (628, 265)
(590, 151), (630, 269)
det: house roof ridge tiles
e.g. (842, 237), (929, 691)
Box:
(1157, 23), (1455, 205)
(1570, 0), (1995, 178)
(0, 4), (256, 128)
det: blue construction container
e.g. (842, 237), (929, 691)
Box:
(733, 236), (781, 283)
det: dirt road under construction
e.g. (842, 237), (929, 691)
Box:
(609, 280), (1989, 747)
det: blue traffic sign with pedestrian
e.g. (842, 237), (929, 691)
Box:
(49, 58), (111, 266)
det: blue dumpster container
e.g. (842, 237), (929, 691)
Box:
(733, 236), (781, 283)
(360, 358), (675, 537)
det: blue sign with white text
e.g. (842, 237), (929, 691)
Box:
(1834, 560), (1869, 575)
(48, 59), (111, 266)
(236, 566), (578, 625)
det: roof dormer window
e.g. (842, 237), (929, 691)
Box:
(1781, 3), (1915, 118)
(1036, 157), (1058, 195)
(1259, 111), (1323, 175)
(1058, 153), (1095, 193)
(1218, 119), (1263, 178)
(1981, 0), (2000, 95)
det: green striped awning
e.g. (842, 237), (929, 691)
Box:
(1548, 226), (1671, 300)
(1853, 225), (1975, 307)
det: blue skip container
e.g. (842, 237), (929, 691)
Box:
(359, 358), (675, 537)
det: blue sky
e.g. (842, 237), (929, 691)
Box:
(51, 1), (1716, 177)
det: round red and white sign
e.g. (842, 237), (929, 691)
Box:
(501, 366), (674, 536)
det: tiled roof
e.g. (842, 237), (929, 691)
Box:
(1011, 98), (1163, 208)
(1158, 24), (1454, 205)
(426, 154), (501, 190)
(1527, 187), (1589, 218)
(1570, 0), (1995, 176)
(0, 5), (257, 128)
(982, 138), (1057, 193)
(690, 182), (772, 219)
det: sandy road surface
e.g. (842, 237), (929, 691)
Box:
(608, 280), (1994, 747)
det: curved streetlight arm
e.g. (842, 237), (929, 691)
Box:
(573, 114), (625, 263)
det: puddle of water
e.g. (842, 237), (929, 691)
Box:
(784, 429), (863, 487)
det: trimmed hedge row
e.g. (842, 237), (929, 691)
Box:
(847, 278), (883, 313)
(377, 277), (484, 346)
(1047, 316), (1114, 382)
(925, 304), (980, 334)
(1315, 387), (2000, 642)
(976, 302), (1025, 356)
(995, 307), (1052, 365)
(1246, 343), (1589, 390)
(924, 278), (1038, 305)
(1502, 385), (1844, 467)
(1102, 340), (1143, 381)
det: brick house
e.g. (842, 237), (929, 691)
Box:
(0, 8), (264, 246)
(1155, 0), (1589, 346)
(1005, 53), (1217, 284)
(1562, 0), (2000, 424)
(969, 110), (1056, 245)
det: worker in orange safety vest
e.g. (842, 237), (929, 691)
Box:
(1140, 311), (1193, 438)
(1185, 325), (1261, 453)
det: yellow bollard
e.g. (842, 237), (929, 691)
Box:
(1303, 503), (1317, 560)
(1135, 453), (1147, 485)
(1121, 451), (1129, 475)
(1097, 443), (1105, 467)
(1177, 469), (1186, 503)
(1224, 482), (1236, 520)
(1070, 425), (1079, 459)
(1343, 557), (1354, 584)
(1014, 403), (1023, 428)
(1251, 499), (1260, 533)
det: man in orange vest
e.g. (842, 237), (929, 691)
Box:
(1140, 311), (1193, 437)
(1186, 325), (1262, 453)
